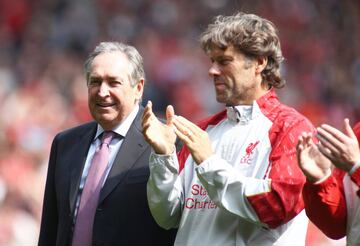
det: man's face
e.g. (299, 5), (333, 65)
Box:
(87, 51), (143, 130)
(207, 45), (263, 106)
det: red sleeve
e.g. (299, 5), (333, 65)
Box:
(302, 169), (347, 239)
(247, 118), (315, 228)
(350, 122), (360, 196)
(301, 122), (360, 238)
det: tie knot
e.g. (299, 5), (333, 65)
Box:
(101, 131), (114, 145)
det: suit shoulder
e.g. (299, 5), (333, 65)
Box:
(55, 121), (96, 140)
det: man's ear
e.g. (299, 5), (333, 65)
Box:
(255, 57), (268, 74)
(135, 78), (145, 99)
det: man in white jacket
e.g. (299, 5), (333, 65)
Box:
(142, 12), (314, 246)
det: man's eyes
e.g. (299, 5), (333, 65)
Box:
(88, 79), (122, 86)
(218, 59), (231, 65)
(211, 58), (231, 65)
(109, 80), (122, 86)
(89, 79), (102, 86)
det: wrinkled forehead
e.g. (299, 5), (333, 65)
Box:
(206, 45), (240, 58)
(89, 52), (132, 80)
(204, 42), (228, 55)
(91, 51), (129, 67)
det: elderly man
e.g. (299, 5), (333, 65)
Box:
(38, 42), (175, 246)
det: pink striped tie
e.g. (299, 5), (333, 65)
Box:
(72, 131), (114, 246)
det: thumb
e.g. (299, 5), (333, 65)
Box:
(145, 100), (155, 118)
(146, 100), (153, 111)
(166, 105), (175, 125)
(344, 118), (356, 139)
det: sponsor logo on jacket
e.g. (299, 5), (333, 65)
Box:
(185, 184), (217, 209)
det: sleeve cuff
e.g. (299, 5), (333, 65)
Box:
(196, 154), (217, 172)
(311, 171), (332, 185)
(350, 166), (360, 187)
(150, 150), (179, 173)
(304, 174), (335, 193)
(349, 159), (360, 175)
(150, 148), (176, 157)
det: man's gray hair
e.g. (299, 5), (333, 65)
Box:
(84, 42), (145, 87)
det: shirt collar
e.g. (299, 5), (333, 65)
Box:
(226, 104), (258, 124)
(226, 90), (275, 124)
(94, 104), (140, 140)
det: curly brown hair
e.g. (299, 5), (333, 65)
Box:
(200, 12), (285, 89)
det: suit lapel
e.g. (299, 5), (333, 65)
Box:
(99, 108), (148, 203)
(69, 124), (97, 213)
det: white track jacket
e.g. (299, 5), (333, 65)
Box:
(147, 90), (315, 246)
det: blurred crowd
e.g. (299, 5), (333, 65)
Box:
(0, 0), (359, 245)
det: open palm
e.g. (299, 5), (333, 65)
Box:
(142, 101), (176, 155)
(297, 132), (332, 183)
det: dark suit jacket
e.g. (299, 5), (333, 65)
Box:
(38, 107), (176, 246)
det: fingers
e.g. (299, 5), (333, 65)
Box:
(142, 101), (154, 127)
(297, 132), (312, 149)
(166, 105), (175, 126)
(296, 136), (305, 165)
(297, 134), (306, 152)
(317, 143), (333, 160)
(173, 124), (194, 144)
(344, 118), (357, 139)
(297, 132), (312, 160)
(173, 127), (191, 144)
(304, 132), (314, 147)
(173, 116), (201, 134)
(145, 100), (152, 111)
(143, 101), (153, 119)
(317, 127), (343, 151)
(317, 119), (358, 158)
(142, 101), (162, 135)
(172, 116), (200, 141)
(319, 122), (349, 145)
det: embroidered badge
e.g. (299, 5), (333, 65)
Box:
(240, 141), (260, 164)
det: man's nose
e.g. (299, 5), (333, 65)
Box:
(209, 64), (221, 77)
(98, 82), (110, 97)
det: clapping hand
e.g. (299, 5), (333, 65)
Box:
(172, 115), (214, 165)
(297, 132), (332, 183)
(142, 101), (177, 155)
(316, 118), (360, 172)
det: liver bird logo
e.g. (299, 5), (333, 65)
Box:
(240, 141), (260, 165)
(245, 141), (260, 157)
